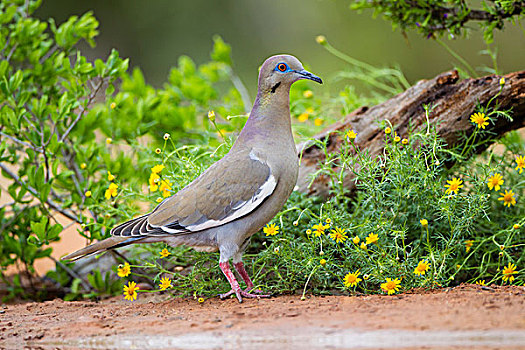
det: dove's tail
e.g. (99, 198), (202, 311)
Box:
(61, 236), (139, 261)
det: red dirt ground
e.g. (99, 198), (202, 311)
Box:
(1, 284), (524, 349)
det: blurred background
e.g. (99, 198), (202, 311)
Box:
(36, 0), (524, 96)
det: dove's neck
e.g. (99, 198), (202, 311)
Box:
(235, 87), (294, 150)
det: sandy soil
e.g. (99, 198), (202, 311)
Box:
(1, 284), (524, 349)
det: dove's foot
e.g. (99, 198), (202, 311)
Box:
(219, 288), (270, 302)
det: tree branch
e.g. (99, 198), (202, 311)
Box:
(297, 70), (525, 197)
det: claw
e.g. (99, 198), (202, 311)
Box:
(219, 288), (270, 302)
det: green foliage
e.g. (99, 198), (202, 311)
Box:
(0, 0), (245, 299)
(348, 0), (524, 43)
(1, 1), (522, 302)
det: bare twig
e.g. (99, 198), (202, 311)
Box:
(0, 131), (42, 152)
(59, 78), (105, 143)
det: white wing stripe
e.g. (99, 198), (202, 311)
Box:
(184, 174), (276, 231)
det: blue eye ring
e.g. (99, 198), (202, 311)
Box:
(276, 62), (289, 72)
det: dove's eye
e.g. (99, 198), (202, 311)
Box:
(276, 63), (288, 72)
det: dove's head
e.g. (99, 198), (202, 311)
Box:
(257, 55), (322, 94)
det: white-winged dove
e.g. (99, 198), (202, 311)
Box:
(63, 55), (322, 302)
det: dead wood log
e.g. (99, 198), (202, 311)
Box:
(297, 70), (525, 197)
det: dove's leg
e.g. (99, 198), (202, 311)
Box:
(233, 262), (270, 297)
(219, 261), (269, 302)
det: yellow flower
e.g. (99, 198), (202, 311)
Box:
(305, 107), (314, 114)
(314, 118), (323, 126)
(329, 227), (348, 243)
(499, 77), (505, 86)
(106, 137), (112, 144)
(85, 190), (92, 197)
(198, 297), (205, 303)
(297, 112), (309, 122)
(381, 278), (401, 295)
(159, 248), (171, 258)
(420, 219), (428, 228)
(475, 280), (485, 286)
(151, 164), (165, 174)
(360, 242), (367, 250)
(159, 277), (172, 291)
(107, 171), (115, 181)
(80, 163), (87, 169)
(345, 129), (357, 141)
(117, 263), (131, 277)
(155, 148), (162, 154)
(513, 224), (520, 229)
(498, 189), (516, 207)
(303, 90), (313, 98)
(365, 233), (378, 245)
(394, 134), (401, 142)
(163, 133), (170, 140)
(123, 281), (138, 301)
(110, 102), (116, 109)
(156, 197), (163, 203)
(312, 222), (330, 237)
(352, 236), (360, 244)
(487, 173), (504, 191)
(159, 179), (173, 198)
(402, 138), (408, 145)
(445, 177), (463, 195)
(385, 127), (392, 134)
(320, 259), (327, 266)
(515, 155), (525, 174)
(316, 35), (327, 45)
(343, 270), (362, 288)
(502, 262), (517, 282)
(208, 110), (216, 122)
(414, 260), (430, 276)
(470, 112), (489, 129)
(465, 240), (474, 253)
(306, 229), (312, 235)
(149, 173), (160, 192)
(264, 223), (279, 236)
(105, 183), (118, 199)
(325, 218), (331, 224)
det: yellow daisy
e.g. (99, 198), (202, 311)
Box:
(420, 219), (428, 228)
(149, 173), (160, 192)
(502, 263), (517, 283)
(365, 233), (378, 245)
(329, 227), (348, 243)
(470, 112), (489, 129)
(498, 189), (516, 207)
(151, 164), (165, 174)
(159, 248), (171, 258)
(381, 278), (401, 295)
(264, 223), (279, 236)
(107, 171), (116, 181)
(159, 179), (173, 198)
(413, 260), (430, 276)
(117, 263), (131, 278)
(123, 281), (138, 301)
(343, 270), (362, 288)
(475, 280), (485, 286)
(105, 183), (118, 200)
(445, 177), (463, 195)
(345, 130), (357, 141)
(159, 277), (172, 291)
(312, 222), (330, 237)
(487, 173), (503, 191)
(515, 155), (525, 174)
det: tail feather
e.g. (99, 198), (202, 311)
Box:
(61, 236), (130, 261)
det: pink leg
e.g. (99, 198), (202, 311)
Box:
(219, 262), (269, 302)
(233, 262), (270, 297)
